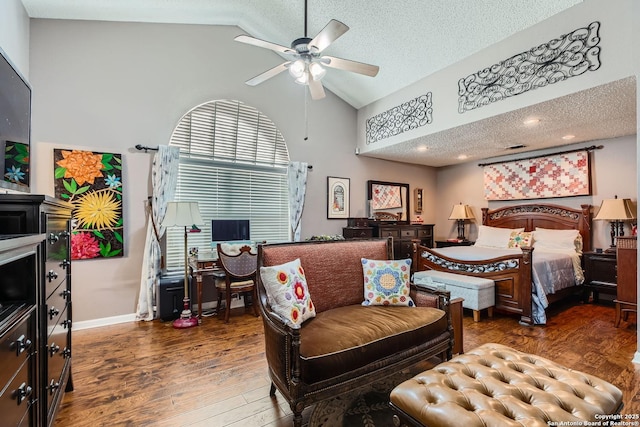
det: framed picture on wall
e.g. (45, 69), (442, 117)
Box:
(327, 176), (350, 219)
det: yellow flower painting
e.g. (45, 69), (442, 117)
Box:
(54, 149), (123, 260)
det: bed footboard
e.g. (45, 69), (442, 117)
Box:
(413, 244), (534, 324)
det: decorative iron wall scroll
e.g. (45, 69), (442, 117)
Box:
(366, 93), (432, 144)
(459, 21), (601, 113)
(483, 150), (590, 201)
(54, 149), (123, 260)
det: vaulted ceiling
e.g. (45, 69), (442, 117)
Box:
(19, 0), (637, 167)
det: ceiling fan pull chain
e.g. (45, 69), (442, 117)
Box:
(304, 88), (309, 141)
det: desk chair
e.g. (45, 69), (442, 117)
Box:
(216, 243), (259, 323)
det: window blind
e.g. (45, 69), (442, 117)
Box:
(165, 100), (290, 272)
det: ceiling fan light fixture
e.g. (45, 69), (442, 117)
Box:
(294, 72), (309, 85)
(309, 62), (326, 80)
(289, 59), (306, 79)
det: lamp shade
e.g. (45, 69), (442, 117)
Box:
(594, 198), (636, 221)
(449, 204), (475, 221)
(163, 201), (203, 227)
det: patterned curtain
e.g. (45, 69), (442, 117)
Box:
(136, 145), (180, 321)
(288, 162), (308, 242)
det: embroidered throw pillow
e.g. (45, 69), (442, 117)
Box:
(361, 258), (414, 307)
(508, 231), (533, 248)
(259, 258), (315, 328)
(475, 225), (525, 248)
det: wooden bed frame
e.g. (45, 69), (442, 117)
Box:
(413, 203), (592, 324)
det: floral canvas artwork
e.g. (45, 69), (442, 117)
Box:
(54, 149), (123, 260)
(4, 141), (29, 187)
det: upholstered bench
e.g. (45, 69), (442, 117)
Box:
(413, 270), (494, 321)
(390, 343), (623, 427)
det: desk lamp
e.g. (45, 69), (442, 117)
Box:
(594, 195), (636, 252)
(449, 203), (475, 241)
(163, 201), (203, 329)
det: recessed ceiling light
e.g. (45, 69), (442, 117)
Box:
(523, 118), (541, 126)
(416, 145), (428, 152)
(562, 134), (575, 140)
(457, 154), (469, 160)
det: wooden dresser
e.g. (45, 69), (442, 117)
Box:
(615, 236), (637, 327)
(369, 223), (434, 260)
(0, 194), (73, 427)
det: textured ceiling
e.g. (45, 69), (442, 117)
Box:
(366, 77), (637, 167)
(19, 0), (637, 167)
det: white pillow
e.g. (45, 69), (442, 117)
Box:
(474, 225), (525, 248)
(533, 228), (582, 253)
(259, 258), (316, 328)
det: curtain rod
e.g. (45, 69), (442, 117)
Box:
(477, 145), (603, 167)
(134, 144), (159, 153)
(133, 144), (313, 169)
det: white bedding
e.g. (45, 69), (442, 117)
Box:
(431, 246), (583, 324)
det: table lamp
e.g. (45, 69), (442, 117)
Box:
(594, 195), (636, 252)
(163, 201), (203, 329)
(449, 203), (475, 241)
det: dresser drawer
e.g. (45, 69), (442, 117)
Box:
(343, 227), (373, 239)
(0, 358), (33, 427)
(400, 228), (417, 238)
(0, 313), (34, 392)
(378, 228), (399, 238)
(46, 309), (71, 408)
(45, 282), (70, 337)
(417, 227), (432, 238)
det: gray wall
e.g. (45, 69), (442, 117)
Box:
(27, 19), (436, 323)
(435, 135), (637, 251)
(0, 0), (29, 76)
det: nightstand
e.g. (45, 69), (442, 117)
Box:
(583, 251), (617, 303)
(436, 240), (474, 248)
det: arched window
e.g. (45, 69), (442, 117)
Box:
(165, 99), (290, 271)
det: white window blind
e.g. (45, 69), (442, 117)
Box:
(165, 100), (290, 272)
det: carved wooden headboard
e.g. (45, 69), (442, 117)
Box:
(481, 204), (592, 252)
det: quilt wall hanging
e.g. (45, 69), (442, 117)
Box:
(370, 183), (403, 210)
(483, 149), (591, 201)
(54, 149), (123, 260)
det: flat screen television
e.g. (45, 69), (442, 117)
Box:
(211, 219), (250, 242)
(0, 47), (31, 193)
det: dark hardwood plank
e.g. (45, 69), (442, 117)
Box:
(55, 301), (639, 426)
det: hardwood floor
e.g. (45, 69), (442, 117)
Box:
(54, 298), (639, 427)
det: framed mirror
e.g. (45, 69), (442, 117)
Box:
(367, 180), (410, 223)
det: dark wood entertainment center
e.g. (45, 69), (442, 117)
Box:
(0, 194), (73, 427)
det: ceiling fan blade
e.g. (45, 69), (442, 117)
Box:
(235, 35), (295, 55)
(308, 76), (326, 100)
(322, 56), (380, 77)
(309, 19), (349, 52)
(245, 62), (291, 86)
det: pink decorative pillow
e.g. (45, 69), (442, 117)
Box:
(259, 258), (315, 328)
(508, 231), (533, 248)
(361, 258), (414, 307)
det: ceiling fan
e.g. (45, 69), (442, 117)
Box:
(234, 0), (379, 100)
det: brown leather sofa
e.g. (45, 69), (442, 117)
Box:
(256, 238), (455, 427)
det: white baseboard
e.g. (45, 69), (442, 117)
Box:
(633, 351), (640, 365)
(73, 298), (247, 331)
(73, 313), (138, 331)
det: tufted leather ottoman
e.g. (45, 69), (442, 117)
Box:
(390, 343), (623, 427)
